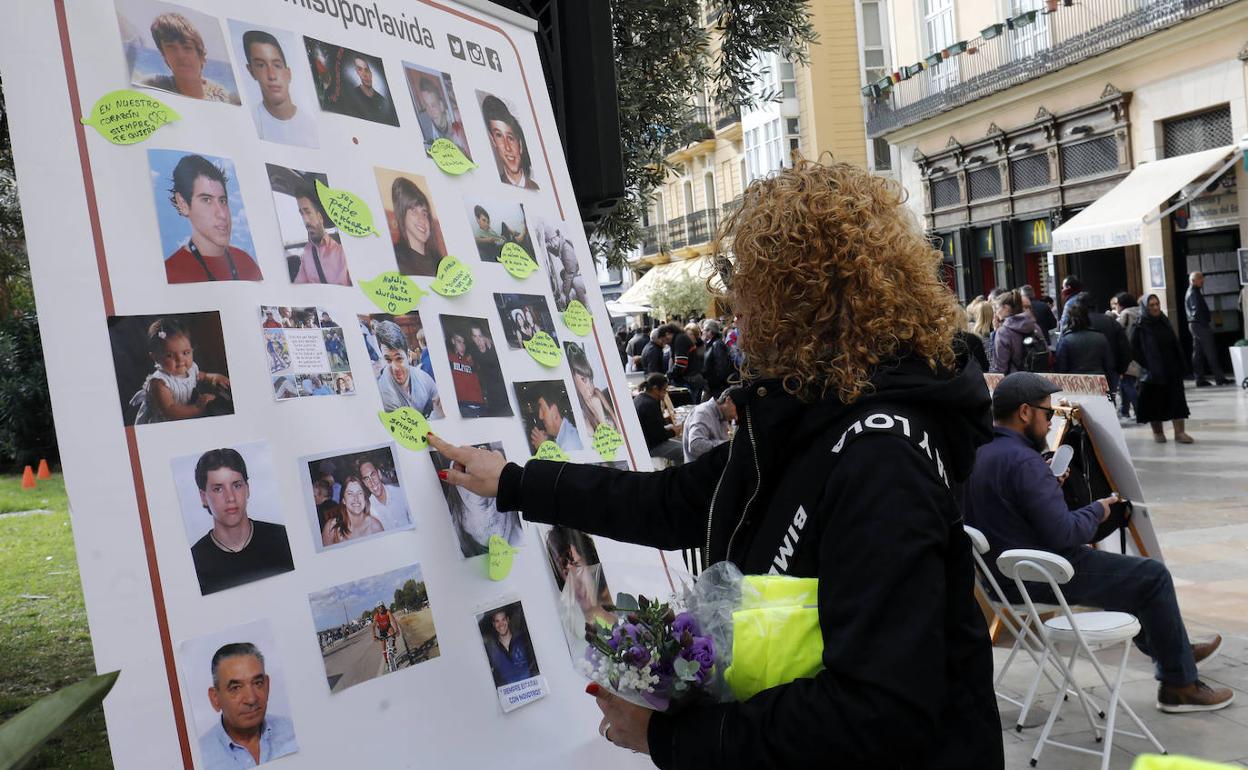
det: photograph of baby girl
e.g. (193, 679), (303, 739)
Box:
(108, 312), (233, 426)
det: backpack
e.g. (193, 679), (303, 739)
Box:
(1020, 333), (1052, 373)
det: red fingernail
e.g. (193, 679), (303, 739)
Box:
(426, 432), (434, 439)
(585, 682), (601, 695)
(437, 470), (448, 480)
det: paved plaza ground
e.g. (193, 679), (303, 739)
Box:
(997, 383), (1248, 768)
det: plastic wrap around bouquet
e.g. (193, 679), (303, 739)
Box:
(562, 561), (825, 710)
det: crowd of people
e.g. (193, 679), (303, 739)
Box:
(959, 272), (1233, 443)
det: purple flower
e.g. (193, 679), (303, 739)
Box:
(623, 644), (651, 667)
(671, 612), (701, 638)
(679, 636), (716, 683)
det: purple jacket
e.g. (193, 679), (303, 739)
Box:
(990, 313), (1043, 374)
(962, 427), (1102, 583)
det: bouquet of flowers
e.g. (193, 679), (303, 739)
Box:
(579, 591), (717, 711)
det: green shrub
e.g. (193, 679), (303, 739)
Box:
(0, 314), (57, 471)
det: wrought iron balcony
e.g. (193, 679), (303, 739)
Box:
(667, 216), (689, 250)
(865, 0), (1238, 138)
(686, 209), (720, 246)
(663, 106), (714, 155)
(713, 104), (741, 131)
(640, 223), (668, 256)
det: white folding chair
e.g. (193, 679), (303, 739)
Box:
(963, 525), (1099, 731)
(997, 549), (1166, 770)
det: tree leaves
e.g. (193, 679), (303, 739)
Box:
(592, 0), (816, 269)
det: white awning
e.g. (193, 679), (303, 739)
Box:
(605, 300), (652, 316)
(1050, 145), (1238, 255)
(614, 255), (717, 309)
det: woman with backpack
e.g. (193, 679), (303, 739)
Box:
(990, 289), (1047, 373)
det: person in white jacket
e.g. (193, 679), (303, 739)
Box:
(681, 387), (740, 463)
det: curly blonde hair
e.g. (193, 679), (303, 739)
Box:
(711, 158), (959, 403)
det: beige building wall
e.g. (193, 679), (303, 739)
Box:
(881, 1), (1248, 317)
(801, 0), (869, 167)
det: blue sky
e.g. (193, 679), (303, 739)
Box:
(308, 563), (425, 631)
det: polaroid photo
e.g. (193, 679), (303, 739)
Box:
(264, 164), (349, 285)
(493, 293), (558, 351)
(438, 315), (513, 418)
(148, 149), (260, 284)
(514, 380), (583, 454)
(564, 341), (621, 433)
(227, 20), (319, 147)
(357, 312), (444, 419)
(475, 599), (547, 712)
(465, 197), (532, 264)
(116, 0), (241, 105)
(170, 441), (294, 595)
(373, 167), (447, 277)
(258, 306), (353, 400)
(108, 312), (234, 426)
(308, 562), (440, 693)
(303, 37), (399, 126)
(531, 217), (590, 312)
(477, 90), (538, 191)
(179, 619), (298, 770)
(301, 443), (414, 551)
(403, 62), (471, 159)
(429, 442), (521, 558)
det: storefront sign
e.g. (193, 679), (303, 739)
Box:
(1019, 217), (1051, 253)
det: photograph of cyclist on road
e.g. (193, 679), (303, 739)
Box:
(372, 602), (403, 673)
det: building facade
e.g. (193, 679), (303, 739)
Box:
(622, 0), (878, 312)
(867, 0), (1248, 357)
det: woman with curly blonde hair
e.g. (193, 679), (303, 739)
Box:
(428, 158), (1002, 769)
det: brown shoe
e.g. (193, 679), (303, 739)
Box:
(1157, 680), (1234, 713)
(1193, 635), (1222, 666)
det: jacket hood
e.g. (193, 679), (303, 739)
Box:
(1002, 312), (1038, 334)
(739, 356), (993, 484)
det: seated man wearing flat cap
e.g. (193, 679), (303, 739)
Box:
(964, 372), (1231, 714)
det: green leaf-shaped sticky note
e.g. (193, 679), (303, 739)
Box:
(430, 255), (474, 297)
(377, 407), (430, 451)
(523, 331), (561, 367)
(487, 534), (518, 581)
(360, 271), (427, 314)
(316, 179), (380, 238)
(592, 423), (624, 461)
(500, 242), (539, 279)
(80, 89), (180, 144)
(561, 300), (593, 336)
(427, 137), (478, 175)
(530, 440), (570, 462)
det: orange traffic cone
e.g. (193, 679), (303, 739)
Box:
(21, 465), (36, 489)
(36, 459), (51, 480)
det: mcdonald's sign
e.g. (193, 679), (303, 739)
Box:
(1020, 217), (1051, 253)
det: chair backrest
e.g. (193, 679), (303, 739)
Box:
(963, 525), (1033, 645)
(996, 549), (1081, 639)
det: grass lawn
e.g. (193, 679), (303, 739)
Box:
(0, 472), (113, 769)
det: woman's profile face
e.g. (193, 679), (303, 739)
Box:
(573, 370), (594, 402)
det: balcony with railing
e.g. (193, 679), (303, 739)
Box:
(663, 106), (714, 157)
(686, 209), (720, 246)
(667, 216), (689, 251)
(640, 223), (668, 257)
(713, 104), (741, 131)
(865, 0), (1238, 138)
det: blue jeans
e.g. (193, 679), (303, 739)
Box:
(1021, 548), (1197, 686)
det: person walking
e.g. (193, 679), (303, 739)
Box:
(429, 158), (1003, 769)
(1133, 294), (1194, 443)
(1186, 272), (1232, 387)
(1055, 303), (1113, 377)
(1112, 292), (1143, 419)
(991, 290), (1046, 374)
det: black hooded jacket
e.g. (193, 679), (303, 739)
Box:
(497, 357), (1003, 769)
